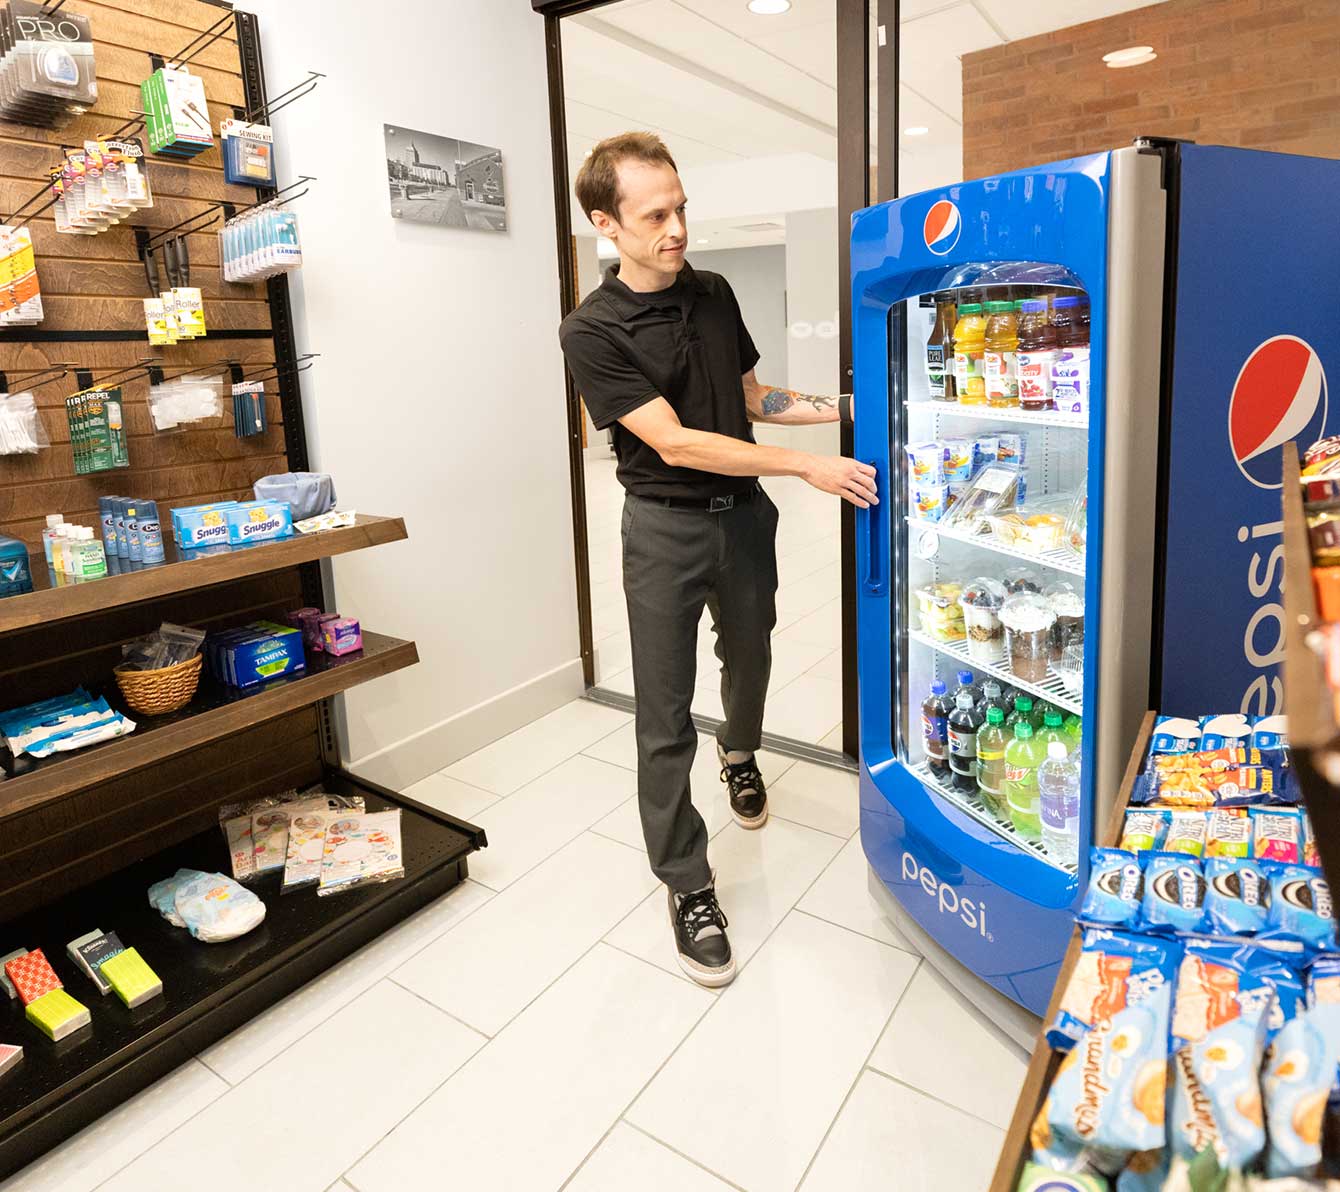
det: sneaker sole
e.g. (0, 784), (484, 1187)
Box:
(731, 803), (769, 830)
(676, 951), (737, 988)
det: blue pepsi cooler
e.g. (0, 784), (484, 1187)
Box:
(851, 141), (1340, 1043)
(0, 533), (33, 598)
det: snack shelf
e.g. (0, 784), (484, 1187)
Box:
(0, 515), (408, 637)
(904, 399), (1088, 430)
(906, 516), (1085, 577)
(907, 627), (1083, 716)
(908, 761), (1077, 875)
(0, 632), (418, 823)
(0, 769), (487, 1182)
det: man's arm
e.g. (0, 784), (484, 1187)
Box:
(620, 397), (878, 508)
(741, 370), (842, 425)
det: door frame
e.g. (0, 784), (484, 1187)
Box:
(535, 0), (899, 762)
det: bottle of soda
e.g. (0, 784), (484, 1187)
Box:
(1051, 295), (1090, 416)
(947, 688), (983, 794)
(954, 669), (982, 707)
(1040, 710), (1066, 749)
(1038, 740), (1081, 865)
(926, 291), (957, 402)
(1006, 695), (1035, 733)
(1004, 721), (1044, 839)
(953, 303), (987, 405)
(976, 707), (1008, 818)
(922, 679), (951, 781)
(1016, 298), (1056, 411)
(1064, 714), (1083, 751)
(977, 679), (1010, 721)
(984, 299), (1019, 408)
(1036, 699), (1063, 726)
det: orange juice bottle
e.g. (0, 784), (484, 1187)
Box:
(984, 299), (1019, 408)
(953, 302), (987, 404)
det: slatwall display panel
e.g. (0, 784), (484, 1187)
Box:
(0, 709), (324, 922)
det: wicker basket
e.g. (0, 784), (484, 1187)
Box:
(113, 653), (204, 717)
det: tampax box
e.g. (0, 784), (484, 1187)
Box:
(225, 501), (293, 547)
(172, 501), (239, 549)
(210, 621), (305, 688)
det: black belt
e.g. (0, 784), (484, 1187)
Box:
(651, 485), (760, 512)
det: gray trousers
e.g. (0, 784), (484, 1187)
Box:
(621, 488), (779, 892)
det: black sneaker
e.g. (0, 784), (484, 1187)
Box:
(718, 745), (769, 830)
(668, 883), (736, 988)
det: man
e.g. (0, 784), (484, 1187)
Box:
(559, 132), (877, 988)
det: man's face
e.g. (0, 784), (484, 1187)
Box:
(594, 160), (687, 278)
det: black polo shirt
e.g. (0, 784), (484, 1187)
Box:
(559, 261), (761, 500)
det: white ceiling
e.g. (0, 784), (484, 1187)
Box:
(565, 0), (1168, 250)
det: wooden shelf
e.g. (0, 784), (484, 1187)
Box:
(0, 515), (408, 637)
(0, 632), (417, 823)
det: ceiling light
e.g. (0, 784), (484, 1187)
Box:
(747, 0), (792, 14)
(697, 238), (709, 244)
(1102, 45), (1157, 68)
(904, 125), (929, 136)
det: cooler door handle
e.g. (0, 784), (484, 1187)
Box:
(861, 459), (886, 596)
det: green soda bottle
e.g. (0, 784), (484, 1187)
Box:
(976, 706), (1008, 819)
(1064, 714), (1083, 751)
(1040, 710), (1066, 749)
(1004, 721), (1043, 838)
(1006, 695), (1035, 733)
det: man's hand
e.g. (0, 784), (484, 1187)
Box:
(802, 455), (879, 508)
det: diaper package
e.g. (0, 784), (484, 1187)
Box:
(172, 872), (266, 942)
(147, 868), (208, 927)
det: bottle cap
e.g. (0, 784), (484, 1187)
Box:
(985, 300), (1013, 313)
(1019, 298), (1046, 313)
(1053, 295), (1082, 308)
(1045, 711), (1063, 726)
(1048, 741), (1068, 759)
(45, 514), (63, 528)
(957, 691), (975, 707)
(987, 707), (1004, 724)
(957, 670), (974, 685)
(931, 680), (946, 695)
(1016, 695), (1033, 710)
(957, 303), (982, 314)
(1015, 721), (1034, 738)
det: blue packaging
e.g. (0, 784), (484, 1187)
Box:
(1141, 852), (1206, 933)
(98, 496), (120, 557)
(173, 502), (239, 549)
(1199, 712), (1254, 751)
(1149, 715), (1201, 756)
(1080, 847), (1143, 928)
(115, 497), (134, 558)
(1204, 857), (1271, 935)
(0, 533), (33, 598)
(209, 621), (305, 688)
(1251, 714), (1288, 751)
(224, 501), (293, 546)
(135, 499), (165, 564)
(125, 499), (144, 562)
(1267, 866), (1336, 951)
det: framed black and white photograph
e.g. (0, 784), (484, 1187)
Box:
(384, 125), (507, 231)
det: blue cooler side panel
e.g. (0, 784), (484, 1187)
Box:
(1160, 144), (1340, 718)
(851, 153), (1112, 1015)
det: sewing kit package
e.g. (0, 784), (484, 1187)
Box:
(220, 118), (275, 186)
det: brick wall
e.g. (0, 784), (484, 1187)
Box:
(961, 0), (1340, 180)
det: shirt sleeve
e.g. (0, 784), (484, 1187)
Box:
(722, 279), (761, 374)
(559, 323), (661, 431)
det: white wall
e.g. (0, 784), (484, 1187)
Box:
(247, 0), (581, 787)
(693, 245), (787, 389)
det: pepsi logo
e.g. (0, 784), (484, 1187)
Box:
(1229, 335), (1327, 488)
(923, 199), (960, 256)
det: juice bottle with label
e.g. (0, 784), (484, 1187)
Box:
(926, 291), (957, 402)
(1016, 298), (1056, 411)
(1051, 295), (1090, 415)
(976, 706), (1008, 818)
(1004, 720), (1043, 838)
(983, 300), (1018, 407)
(952, 303), (986, 404)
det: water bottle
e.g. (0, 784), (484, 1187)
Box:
(1038, 740), (1080, 866)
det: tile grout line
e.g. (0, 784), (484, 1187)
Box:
(793, 957), (926, 1190)
(385, 975), (493, 1041)
(792, 906), (921, 959)
(866, 1067), (1012, 1135)
(623, 1119), (752, 1192)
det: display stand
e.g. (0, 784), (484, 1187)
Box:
(0, 4), (484, 1178)
(988, 711), (1156, 1192)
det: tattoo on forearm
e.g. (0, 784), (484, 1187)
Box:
(760, 388), (835, 417)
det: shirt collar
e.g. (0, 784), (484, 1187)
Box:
(600, 261), (707, 322)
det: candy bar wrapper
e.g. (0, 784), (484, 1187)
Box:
(1252, 808), (1302, 865)
(1168, 939), (1277, 1178)
(1261, 956), (1340, 1179)
(1302, 813), (1319, 869)
(1204, 858), (1271, 936)
(1163, 810), (1208, 858)
(1080, 849), (1143, 929)
(1206, 809), (1251, 860)
(1265, 867), (1336, 951)
(1042, 929), (1178, 1163)
(1120, 810), (1167, 854)
(1141, 853), (1206, 934)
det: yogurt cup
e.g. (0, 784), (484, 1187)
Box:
(1000, 592), (1057, 684)
(960, 577), (1006, 665)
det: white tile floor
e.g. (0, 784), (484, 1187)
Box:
(8, 696), (1026, 1192)
(584, 454), (846, 746)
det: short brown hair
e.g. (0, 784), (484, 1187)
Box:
(574, 131), (678, 222)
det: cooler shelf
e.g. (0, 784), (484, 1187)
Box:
(907, 516), (1085, 577)
(907, 627), (1083, 716)
(908, 761), (1077, 875)
(904, 400), (1088, 430)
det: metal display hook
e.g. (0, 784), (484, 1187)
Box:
(74, 360), (156, 389)
(0, 364), (72, 393)
(242, 71), (324, 123)
(242, 353), (319, 385)
(156, 10), (235, 72)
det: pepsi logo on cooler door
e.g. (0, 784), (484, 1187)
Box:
(1228, 335), (1327, 489)
(923, 199), (961, 256)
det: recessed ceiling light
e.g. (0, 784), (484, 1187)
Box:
(1102, 45), (1157, 68)
(904, 125), (929, 136)
(697, 238), (709, 244)
(747, 0), (791, 14)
